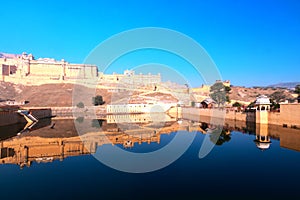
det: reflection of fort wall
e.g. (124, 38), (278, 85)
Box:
(0, 108), (52, 126)
(0, 111), (23, 126)
(183, 112), (300, 152)
(0, 137), (96, 167)
(2, 110), (300, 168)
(267, 125), (300, 152)
(0, 126), (171, 167)
(0, 115), (196, 167)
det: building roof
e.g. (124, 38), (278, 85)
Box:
(255, 95), (271, 105)
(201, 98), (216, 105)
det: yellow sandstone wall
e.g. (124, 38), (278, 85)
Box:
(29, 63), (62, 78)
(182, 104), (300, 127)
(272, 104), (300, 127)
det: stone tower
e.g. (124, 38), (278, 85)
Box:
(255, 95), (271, 124)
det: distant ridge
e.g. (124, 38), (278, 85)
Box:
(267, 82), (300, 89)
(0, 52), (20, 59)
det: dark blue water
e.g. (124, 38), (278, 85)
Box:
(1, 121), (300, 199)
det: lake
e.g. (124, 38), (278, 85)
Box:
(1, 116), (300, 199)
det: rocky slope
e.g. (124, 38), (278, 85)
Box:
(228, 86), (296, 104)
(0, 82), (111, 107)
(1, 81), (298, 107)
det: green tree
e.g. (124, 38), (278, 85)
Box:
(270, 99), (280, 111)
(270, 91), (286, 103)
(225, 86), (231, 103)
(92, 95), (105, 106)
(191, 101), (195, 107)
(295, 84), (300, 95)
(225, 86), (231, 92)
(247, 101), (256, 110)
(210, 82), (226, 107)
(232, 101), (242, 107)
(226, 95), (230, 103)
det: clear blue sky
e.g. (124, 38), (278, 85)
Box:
(1, 0), (299, 87)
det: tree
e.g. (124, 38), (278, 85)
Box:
(191, 101), (195, 107)
(210, 82), (226, 107)
(270, 91), (286, 103)
(232, 102), (242, 107)
(270, 99), (280, 111)
(295, 84), (300, 95)
(246, 101), (256, 111)
(295, 85), (300, 104)
(225, 86), (231, 92)
(92, 95), (105, 106)
(225, 86), (231, 103)
(226, 95), (231, 103)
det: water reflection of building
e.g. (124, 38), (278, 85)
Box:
(106, 113), (177, 124)
(184, 114), (300, 152)
(106, 103), (176, 114)
(0, 138), (96, 168)
(254, 124), (271, 151)
(0, 114), (204, 167)
(2, 114), (300, 168)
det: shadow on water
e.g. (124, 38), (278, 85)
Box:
(0, 118), (52, 141)
(0, 123), (27, 141)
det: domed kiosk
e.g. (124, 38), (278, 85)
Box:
(255, 95), (271, 111)
(254, 95), (271, 124)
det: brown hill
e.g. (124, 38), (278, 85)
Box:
(229, 86), (296, 104)
(1, 81), (297, 107)
(0, 82), (111, 107)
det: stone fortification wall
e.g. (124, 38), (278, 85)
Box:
(269, 104), (300, 127)
(1, 54), (160, 86)
(182, 104), (300, 127)
(0, 53), (98, 85)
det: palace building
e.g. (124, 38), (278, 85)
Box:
(0, 52), (98, 84)
(0, 52), (161, 86)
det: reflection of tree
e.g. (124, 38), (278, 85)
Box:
(75, 117), (84, 123)
(91, 119), (104, 128)
(92, 95), (105, 106)
(209, 128), (231, 146)
(200, 122), (209, 131)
